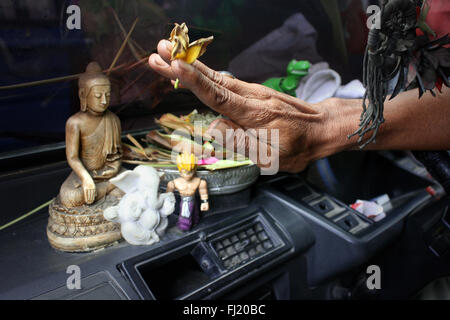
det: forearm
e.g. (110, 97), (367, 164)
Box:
(68, 158), (92, 182)
(309, 87), (450, 161)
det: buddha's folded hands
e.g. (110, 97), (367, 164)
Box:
(91, 167), (117, 180)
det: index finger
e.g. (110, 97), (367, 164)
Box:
(156, 39), (173, 64)
(154, 39), (254, 96)
(171, 59), (263, 124)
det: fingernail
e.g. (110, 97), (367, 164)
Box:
(174, 59), (194, 73)
(162, 40), (172, 51)
(153, 55), (168, 68)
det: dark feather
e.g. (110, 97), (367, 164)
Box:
(350, 0), (450, 148)
(390, 66), (405, 100)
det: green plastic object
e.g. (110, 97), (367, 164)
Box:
(262, 60), (310, 97)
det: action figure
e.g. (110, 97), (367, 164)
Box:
(166, 152), (209, 231)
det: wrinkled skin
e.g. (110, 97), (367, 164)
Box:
(148, 40), (336, 173)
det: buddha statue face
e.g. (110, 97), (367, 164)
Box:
(78, 62), (111, 114)
(84, 84), (111, 114)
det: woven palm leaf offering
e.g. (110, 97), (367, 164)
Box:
(122, 110), (260, 195)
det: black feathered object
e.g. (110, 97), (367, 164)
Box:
(349, 0), (450, 148)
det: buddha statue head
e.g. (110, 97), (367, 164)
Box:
(78, 62), (111, 114)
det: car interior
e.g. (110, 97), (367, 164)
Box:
(0, 0), (449, 300)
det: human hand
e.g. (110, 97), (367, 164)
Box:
(148, 40), (331, 172)
(82, 176), (96, 204)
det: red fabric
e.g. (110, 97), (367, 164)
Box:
(416, 0), (450, 39)
(415, 0), (449, 90)
(426, 0), (450, 39)
(436, 77), (443, 92)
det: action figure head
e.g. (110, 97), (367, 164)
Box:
(78, 62), (111, 113)
(176, 152), (197, 181)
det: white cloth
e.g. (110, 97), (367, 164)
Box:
(180, 196), (194, 218)
(335, 80), (366, 99)
(295, 62), (366, 103)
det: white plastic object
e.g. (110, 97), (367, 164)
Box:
(104, 165), (176, 245)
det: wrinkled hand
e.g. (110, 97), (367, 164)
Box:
(148, 40), (330, 172)
(82, 176), (96, 205)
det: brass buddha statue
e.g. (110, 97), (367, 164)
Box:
(47, 62), (124, 252)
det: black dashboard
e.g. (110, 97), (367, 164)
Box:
(0, 149), (447, 300)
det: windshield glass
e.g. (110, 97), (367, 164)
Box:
(0, 0), (370, 154)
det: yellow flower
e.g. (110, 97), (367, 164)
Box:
(169, 23), (213, 64)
